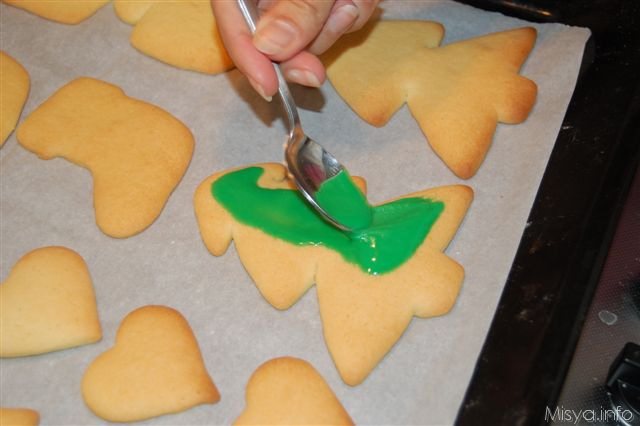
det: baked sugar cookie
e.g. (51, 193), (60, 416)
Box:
(0, 408), (40, 426)
(122, 0), (233, 74)
(195, 163), (473, 385)
(82, 305), (220, 422)
(324, 20), (445, 127)
(0, 246), (101, 358)
(323, 21), (537, 179)
(235, 357), (353, 425)
(16, 77), (194, 238)
(2, 0), (109, 24)
(113, 0), (155, 24)
(0, 51), (30, 146)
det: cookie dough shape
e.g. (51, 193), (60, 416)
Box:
(0, 51), (30, 146)
(195, 163), (473, 385)
(115, 0), (233, 74)
(2, 0), (109, 24)
(17, 77), (194, 238)
(0, 246), (101, 358)
(235, 357), (354, 425)
(82, 305), (220, 423)
(0, 408), (40, 426)
(323, 21), (538, 179)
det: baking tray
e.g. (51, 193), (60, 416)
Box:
(0, 1), (596, 424)
(456, 0), (640, 424)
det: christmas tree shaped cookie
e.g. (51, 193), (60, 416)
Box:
(323, 21), (537, 179)
(194, 163), (472, 385)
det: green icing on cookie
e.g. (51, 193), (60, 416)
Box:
(315, 169), (372, 230)
(211, 166), (444, 275)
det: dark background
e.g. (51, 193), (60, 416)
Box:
(454, 0), (640, 424)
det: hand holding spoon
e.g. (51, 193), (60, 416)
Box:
(236, 0), (372, 232)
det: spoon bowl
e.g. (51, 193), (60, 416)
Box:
(284, 123), (349, 230)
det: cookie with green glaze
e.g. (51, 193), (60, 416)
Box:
(194, 163), (473, 385)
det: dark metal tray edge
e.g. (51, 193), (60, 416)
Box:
(454, 1), (640, 424)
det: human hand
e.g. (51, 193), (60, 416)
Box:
(212, 0), (379, 101)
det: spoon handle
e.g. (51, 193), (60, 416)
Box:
(236, 0), (301, 138)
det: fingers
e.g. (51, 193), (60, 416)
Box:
(252, 0), (379, 83)
(279, 51), (326, 88)
(306, 0), (359, 55)
(212, 0), (378, 99)
(212, 0), (328, 99)
(211, 0), (278, 100)
(255, 0), (379, 59)
(347, 0), (380, 33)
(307, 0), (379, 55)
(253, 0), (335, 61)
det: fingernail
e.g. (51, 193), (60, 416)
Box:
(254, 18), (297, 56)
(285, 69), (322, 88)
(326, 4), (359, 34)
(247, 76), (272, 102)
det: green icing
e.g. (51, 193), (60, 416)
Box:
(211, 167), (444, 275)
(315, 169), (372, 230)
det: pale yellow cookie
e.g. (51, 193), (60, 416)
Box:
(235, 357), (354, 425)
(324, 20), (445, 127)
(194, 163), (473, 385)
(113, 0), (155, 24)
(82, 305), (220, 422)
(1, 0), (110, 24)
(0, 246), (101, 358)
(0, 408), (39, 426)
(323, 21), (537, 179)
(0, 51), (30, 146)
(16, 77), (194, 238)
(129, 0), (233, 74)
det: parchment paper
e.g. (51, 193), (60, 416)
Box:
(0, 1), (591, 425)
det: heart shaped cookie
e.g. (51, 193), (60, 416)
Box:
(235, 357), (353, 425)
(81, 305), (220, 422)
(0, 246), (101, 357)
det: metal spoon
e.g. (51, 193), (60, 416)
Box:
(236, 0), (352, 231)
